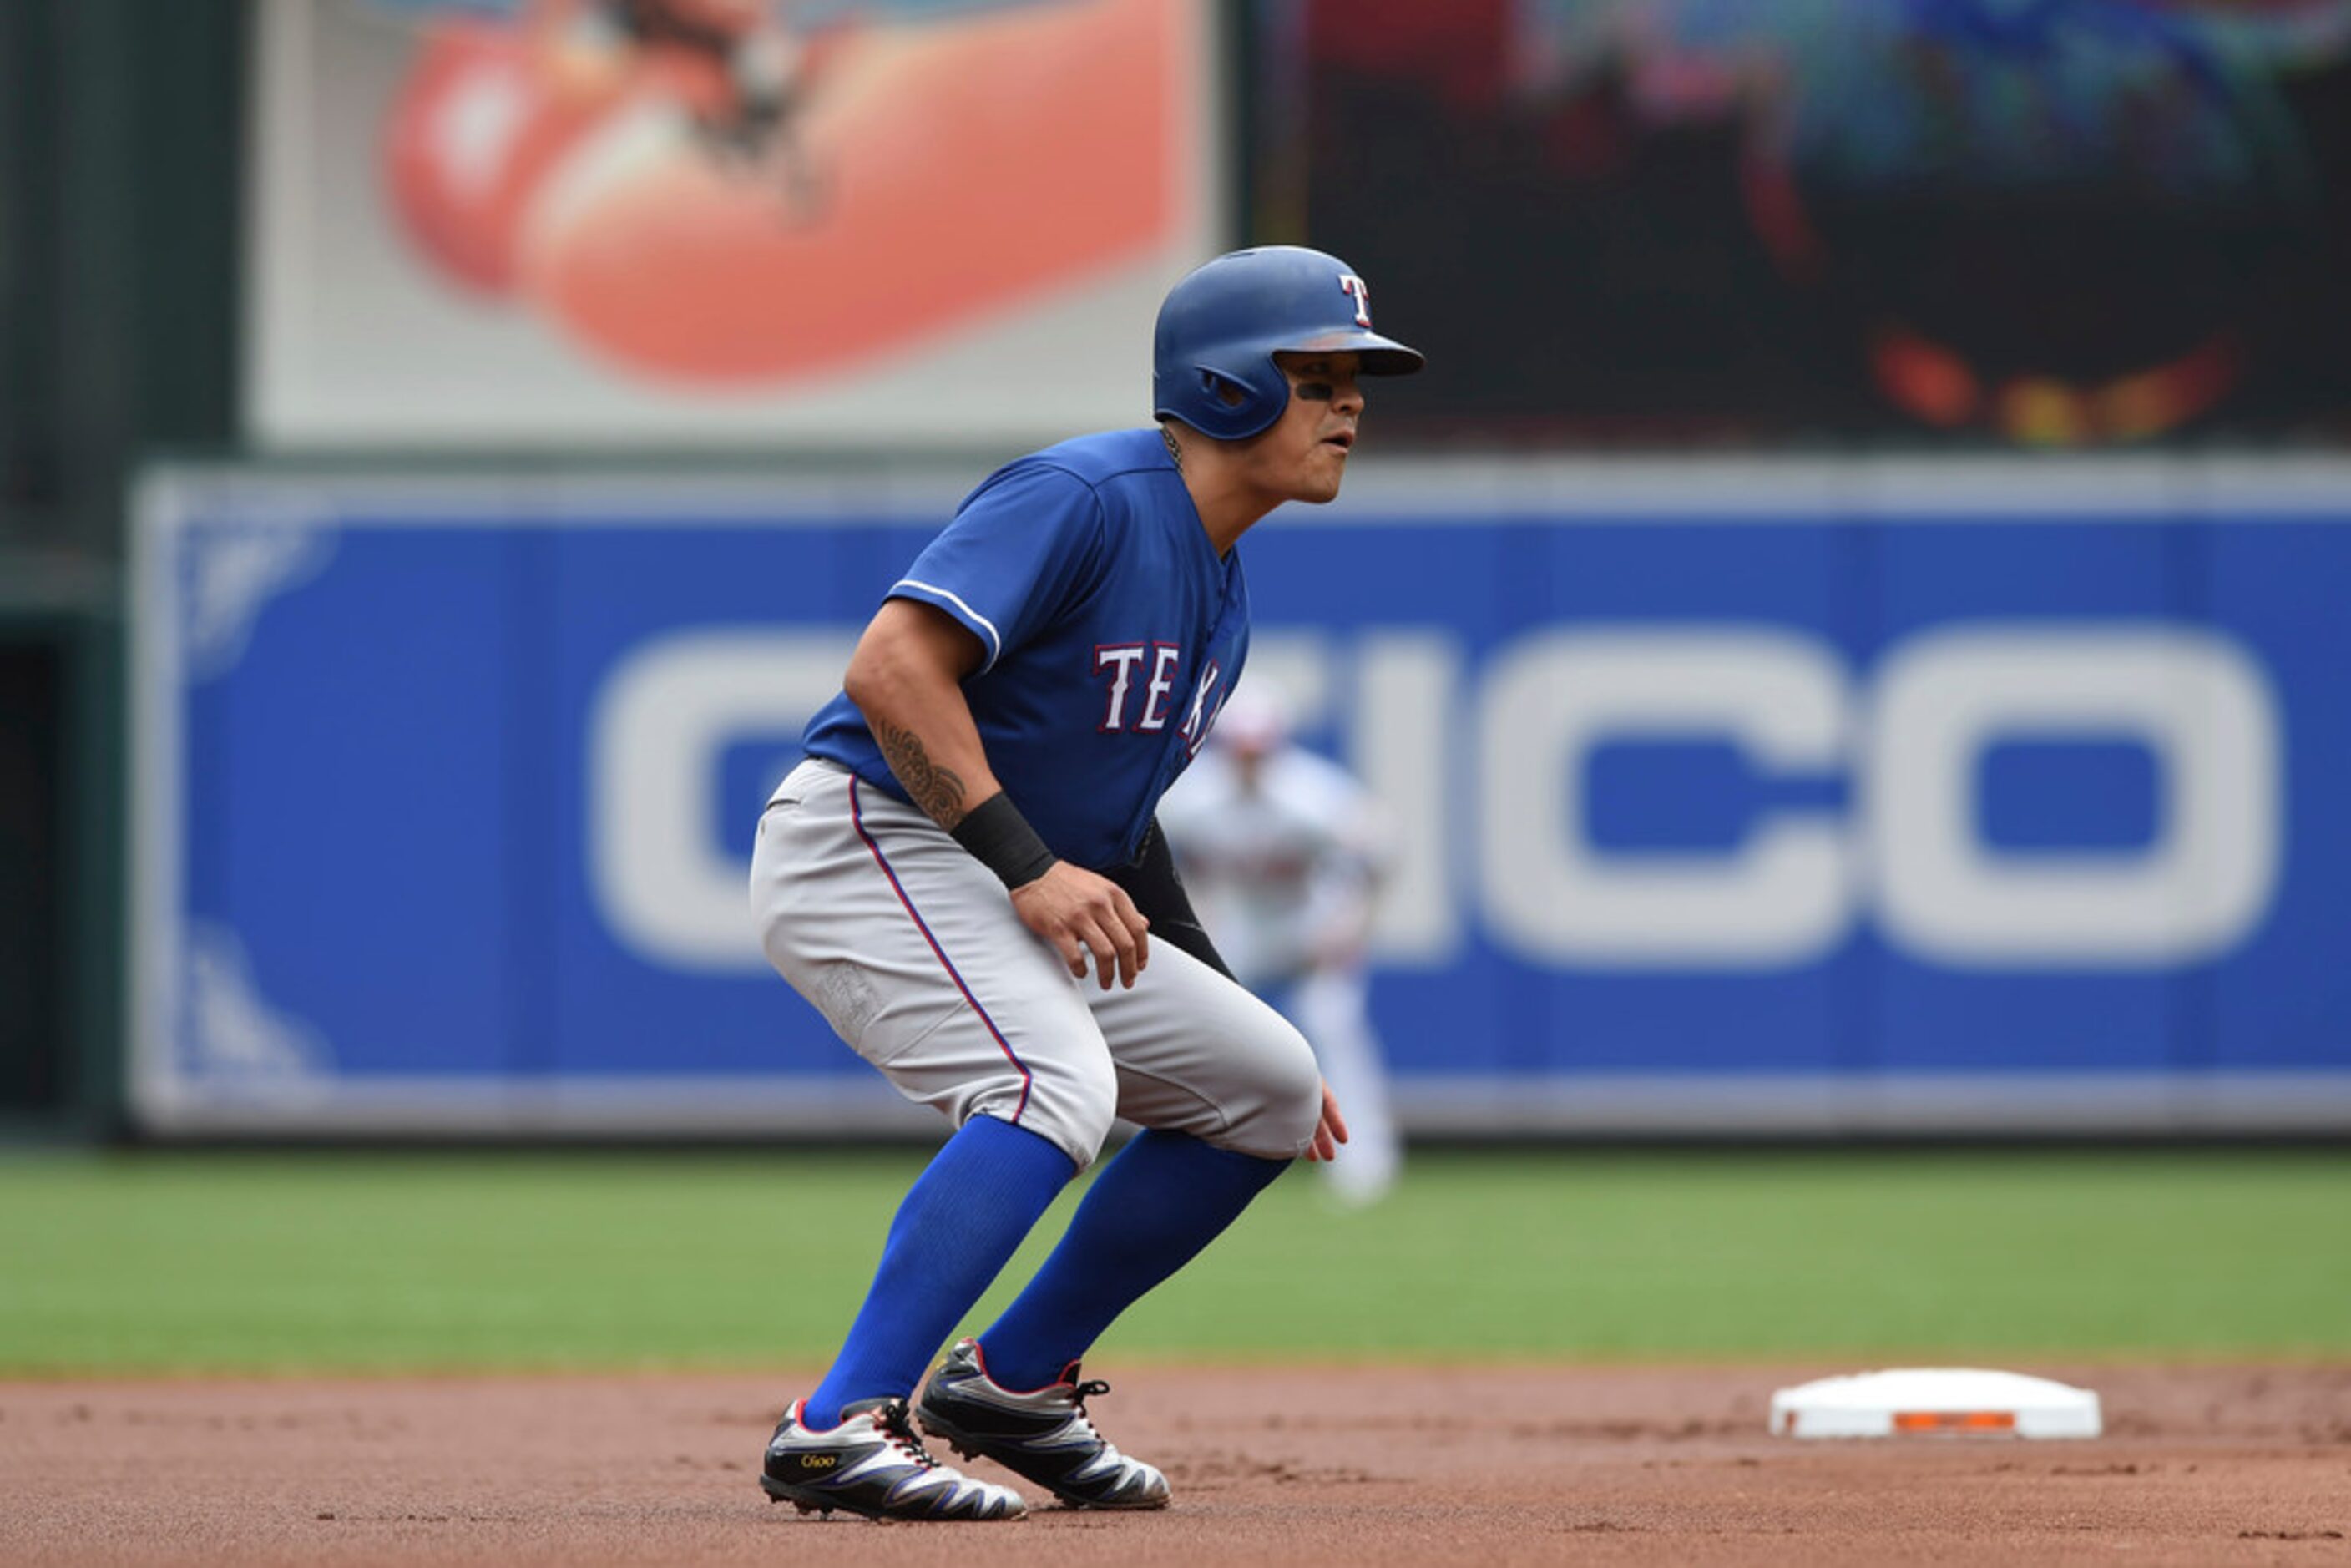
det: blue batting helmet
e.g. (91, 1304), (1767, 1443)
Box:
(1151, 246), (1424, 441)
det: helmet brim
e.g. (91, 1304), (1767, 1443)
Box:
(1279, 328), (1425, 376)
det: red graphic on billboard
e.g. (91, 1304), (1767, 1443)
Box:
(380, 0), (1191, 384)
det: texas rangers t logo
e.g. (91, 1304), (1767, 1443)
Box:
(1339, 273), (1373, 326)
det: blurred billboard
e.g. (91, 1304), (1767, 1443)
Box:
(245, 0), (1222, 446)
(1262, 0), (2351, 445)
(130, 459), (2351, 1136)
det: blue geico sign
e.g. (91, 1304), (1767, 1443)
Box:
(129, 461), (2351, 1134)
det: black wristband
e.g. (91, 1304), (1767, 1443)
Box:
(951, 792), (1059, 890)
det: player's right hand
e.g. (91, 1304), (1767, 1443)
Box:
(1010, 862), (1150, 990)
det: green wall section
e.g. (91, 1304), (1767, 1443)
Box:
(0, 588), (121, 1135)
(1, 0), (244, 559)
(3, 1149), (2343, 1375)
(2, 0), (236, 1137)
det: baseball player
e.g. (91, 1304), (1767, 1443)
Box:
(748, 245), (1422, 1520)
(1157, 689), (1402, 1206)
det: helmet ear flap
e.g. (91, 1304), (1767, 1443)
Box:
(1200, 370), (1249, 410)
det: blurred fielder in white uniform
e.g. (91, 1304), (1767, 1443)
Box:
(1159, 691), (1401, 1206)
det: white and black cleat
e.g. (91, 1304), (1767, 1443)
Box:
(915, 1338), (1170, 1510)
(760, 1396), (1026, 1521)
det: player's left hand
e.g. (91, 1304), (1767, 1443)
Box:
(1303, 1080), (1349, 1163)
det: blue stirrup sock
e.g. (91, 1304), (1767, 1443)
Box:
(801, 1114), (1075, 1429)
(974, 1129), (1288, 1391)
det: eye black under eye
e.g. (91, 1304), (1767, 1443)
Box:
(1295, 381), (1335, 402)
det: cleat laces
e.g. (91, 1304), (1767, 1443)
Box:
(1063, 1379), (1122, 1454)
(868, 1400), (940, 1469)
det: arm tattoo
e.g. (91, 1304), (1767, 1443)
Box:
(1160, 423), (1184, 473)
(874, 721), (969, 826)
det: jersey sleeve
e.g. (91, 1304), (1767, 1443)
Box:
(887, 463), (1105, 672)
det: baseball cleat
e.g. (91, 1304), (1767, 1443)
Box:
(915, 1338), (1170, 1510)
(760, 1395), (1027, 1522)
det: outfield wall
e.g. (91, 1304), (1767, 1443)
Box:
(128, 458), (2351, 1136)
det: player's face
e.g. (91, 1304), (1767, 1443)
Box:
(1251, 352), (1366, 505)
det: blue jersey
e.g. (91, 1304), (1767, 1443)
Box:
(804, 428), (1250, 869)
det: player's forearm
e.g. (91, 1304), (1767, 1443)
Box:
(842, 608), (1002, 829)
(866, 705), (1001, 831)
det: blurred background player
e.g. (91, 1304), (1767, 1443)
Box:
(1160, 689), (1400, 1206)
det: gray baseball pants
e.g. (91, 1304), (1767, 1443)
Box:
(751, 759), (1323, 1169)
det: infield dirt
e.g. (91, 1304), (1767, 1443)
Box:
(4, 1364), (2346, 1565)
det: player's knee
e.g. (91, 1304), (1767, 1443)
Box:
(1006, 1050), (1120, 1170)
(1213, 1017), (1324, 1161)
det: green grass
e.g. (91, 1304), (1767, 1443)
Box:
(1, 1147), (2344, 1375)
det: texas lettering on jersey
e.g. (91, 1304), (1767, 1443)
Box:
(1180, 660), (1226, 755)
(1095, 644), (1226, 756)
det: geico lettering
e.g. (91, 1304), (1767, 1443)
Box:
(1479, 628), (1850, 968)
(1866, 625), (2280, 966)
(584, 620), (2283, 975)
(588, 629), (856, 972)
(1474, 620), (2281, 970)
